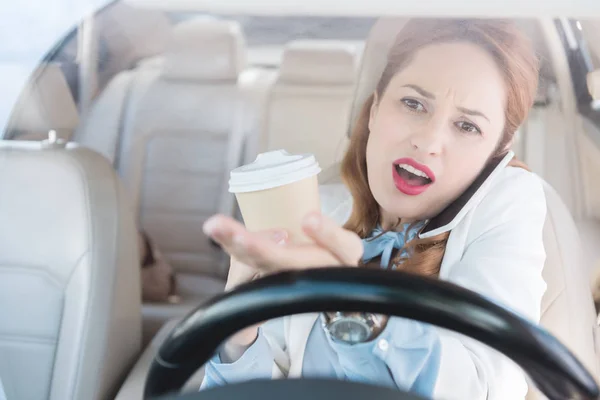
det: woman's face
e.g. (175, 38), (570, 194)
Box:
(366, 42), (507, 226)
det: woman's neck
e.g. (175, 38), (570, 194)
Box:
(379, 208), (416, 232)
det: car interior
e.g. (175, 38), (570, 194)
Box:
(2, 1), (600, 399)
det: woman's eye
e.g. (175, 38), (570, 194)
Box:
(401, 98), (426, 113)
(455, 121), (482, 135)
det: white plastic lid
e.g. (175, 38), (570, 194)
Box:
(229, 149), (321, 193)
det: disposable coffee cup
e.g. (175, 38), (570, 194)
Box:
(228, 149), (322, 244)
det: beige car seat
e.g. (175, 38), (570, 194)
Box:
(0, 140), (141, 399)
(5, 63), (79, 142)
(74, 18), (250, 340)
(258, 39), (359, 178)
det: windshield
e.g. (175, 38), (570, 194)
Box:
(1, 2), (600, 400)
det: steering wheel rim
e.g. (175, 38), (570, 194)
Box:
(144, 267), (599, 400)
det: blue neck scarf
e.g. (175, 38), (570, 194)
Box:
(361, 222), (424, 269)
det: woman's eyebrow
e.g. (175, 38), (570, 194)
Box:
(457, 106), (490, 123)
(402, 84), (491, 123)
(402, 84), (435, 99)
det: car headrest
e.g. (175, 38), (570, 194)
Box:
(7, 63), (79, 134)
(161, 18), (246, 82)
(278, 40), (358, 86)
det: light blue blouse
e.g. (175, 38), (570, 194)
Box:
(200, 224), (443, 398)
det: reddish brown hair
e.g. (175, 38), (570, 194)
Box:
(341, 19), (539, 276)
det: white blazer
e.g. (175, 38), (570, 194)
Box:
(263, 151), (548, 400)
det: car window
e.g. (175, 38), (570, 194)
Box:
(1, 4), (600, 400)
(169, 14), (376, 46)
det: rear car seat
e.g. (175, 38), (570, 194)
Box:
(74, 18), (250, 340)
(93, 1), (172, 91)
(114, 180), (355, 400)
(256, 40), (359, 180)
(0, 140), (141, 400)
(5, 62), (79, 141)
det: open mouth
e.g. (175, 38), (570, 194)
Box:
(392, 158), (435, 196)
(394, 163), (433, 186)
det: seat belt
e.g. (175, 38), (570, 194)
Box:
(111, 72), (137, 172)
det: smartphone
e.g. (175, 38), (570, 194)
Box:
(419, 151), (514, 238)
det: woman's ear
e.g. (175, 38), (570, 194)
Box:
(368, 92), (379, 132)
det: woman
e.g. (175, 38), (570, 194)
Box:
(201, 18), (546, 399)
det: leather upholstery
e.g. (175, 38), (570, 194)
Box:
(162, 19), (245, 82)
(523, 182), (600, 399)
(0, 141), (141, 400)
(140, 272), (224, 341)
(278, 40), (357, 85)
(537, 182), (600, 376)
(260, 39), (359, 177)
(6, 63), (79, 141)
(74, 18), (249, 342)
(75, 18), (248, 279)
(114, 318), (207, 399)
(114, 319), (181, 400)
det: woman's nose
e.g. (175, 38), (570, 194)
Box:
(409, 123), (445, 156)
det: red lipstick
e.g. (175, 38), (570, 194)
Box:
(392, 158), (435, 196)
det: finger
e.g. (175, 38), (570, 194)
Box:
(203, 215), (288, 266)
(204, 215), (288, 245)
(237, 233), (340, 272)
(301, 212), (363, 266)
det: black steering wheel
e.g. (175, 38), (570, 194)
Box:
(143, 267), (600, 400)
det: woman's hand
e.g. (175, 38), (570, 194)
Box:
(223, 230), (289, 292)
(202, 212), (364, 362)
(203, 227), (289, 352)
(203, 212), (364, 274)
